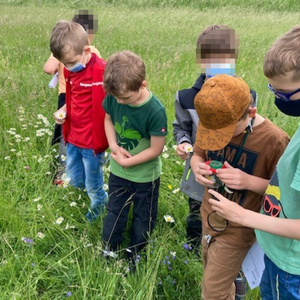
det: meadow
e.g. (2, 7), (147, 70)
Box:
(1, 0), (300, 299)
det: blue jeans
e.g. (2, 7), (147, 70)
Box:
(260, 254), (300, 300)
(66, 143), (108, 221)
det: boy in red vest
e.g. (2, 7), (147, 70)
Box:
(50, 20), (108, 222)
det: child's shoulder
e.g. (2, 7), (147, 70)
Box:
(253, 117), (290, 144)
(149, 91), (166, 109)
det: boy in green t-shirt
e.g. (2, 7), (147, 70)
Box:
(102, 50), (168, 263)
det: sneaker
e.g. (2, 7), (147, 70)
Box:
(235, 269), (248, 300)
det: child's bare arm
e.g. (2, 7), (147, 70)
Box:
(104, 113), (132, 159)
(44, 56), (60, 75)
(111, 135), (165, 168)
(216, 161), (269, 195)
(104, 113), (118, 152)
(208, 189), (300, 240)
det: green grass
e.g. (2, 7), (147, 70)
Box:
(1, 1), (300, 299)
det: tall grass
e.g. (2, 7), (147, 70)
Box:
(1, 1), (300, 299)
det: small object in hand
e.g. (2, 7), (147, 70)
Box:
(205, 160), (225, 188)
(184, 144), (193, 153)
(56, 111), (66, 121)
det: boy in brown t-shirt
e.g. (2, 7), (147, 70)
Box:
(190, 75), (289, 300)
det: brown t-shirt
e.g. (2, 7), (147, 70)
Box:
(194, 118), (289, 246)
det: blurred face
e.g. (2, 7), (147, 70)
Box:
(196, 53), (236, 76)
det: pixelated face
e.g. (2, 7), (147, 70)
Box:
(268, 71), (300, 101)
(196, 27), (239, 75)
(196, 53), (236, 75)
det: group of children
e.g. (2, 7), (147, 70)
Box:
(44, 11), (300, 300)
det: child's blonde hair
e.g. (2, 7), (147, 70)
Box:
(50, 20), (88, 61)
(103, 50), (146, 96)
(264, 25), (300, 81)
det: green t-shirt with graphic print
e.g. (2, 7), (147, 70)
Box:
(103, 91), (168, 183)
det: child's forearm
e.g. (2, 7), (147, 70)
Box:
(119, 136), (165, 168)
(246, 175), (269, 195)
(104, 114), (118, 151)
(242, 209), (300, 240)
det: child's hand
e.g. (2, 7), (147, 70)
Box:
(216, 161), (250, 190)
(111, 146), (132, 167)
(193, 161), (214, 186)
(176, 143), (191, 160)
(208, 189), (245, 224)
(54, 106), (66, 125)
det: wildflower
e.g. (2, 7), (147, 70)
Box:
(62, 177), (71, 188)
(70, 202), (77, 207)
(102, 249), (117, 259)
(36, 130), (44, 137)
(61, 155), (66, 162)
(183, 243), (193, 251)
(21, 237), (34, 244)
(33, 197), (41, 202)
(37, 232), (45, 239)
(103, 184), (108, 191)
(172, 145), (177, 151)
(56, 217), (64, 225)
(37, 204), (43, 211)
(24, 137), (30, 141)
(16, 151), (22, 156)
(163, 145), (168, 152)
(184, 144), (193, 153)
(164, 215), (175, 223)
(10, 149), (16, 152)
(4, 156), (11, 160)
(170, 251), (176, 259)
(172, 188), (180, 194)
(162, 153), (169, 159)
(184, 259), (189, 264)
(31, 263), (35, 267)
(56, 112), (66, 121)
(66, 291), (72, 297)
(167, 185), (172, 189)
(24, 166), (30, 170)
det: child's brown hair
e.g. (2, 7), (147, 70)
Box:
(263, 24), (300, 81)
(103, 50), (146, 96)
(50, 20), (88, 61)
